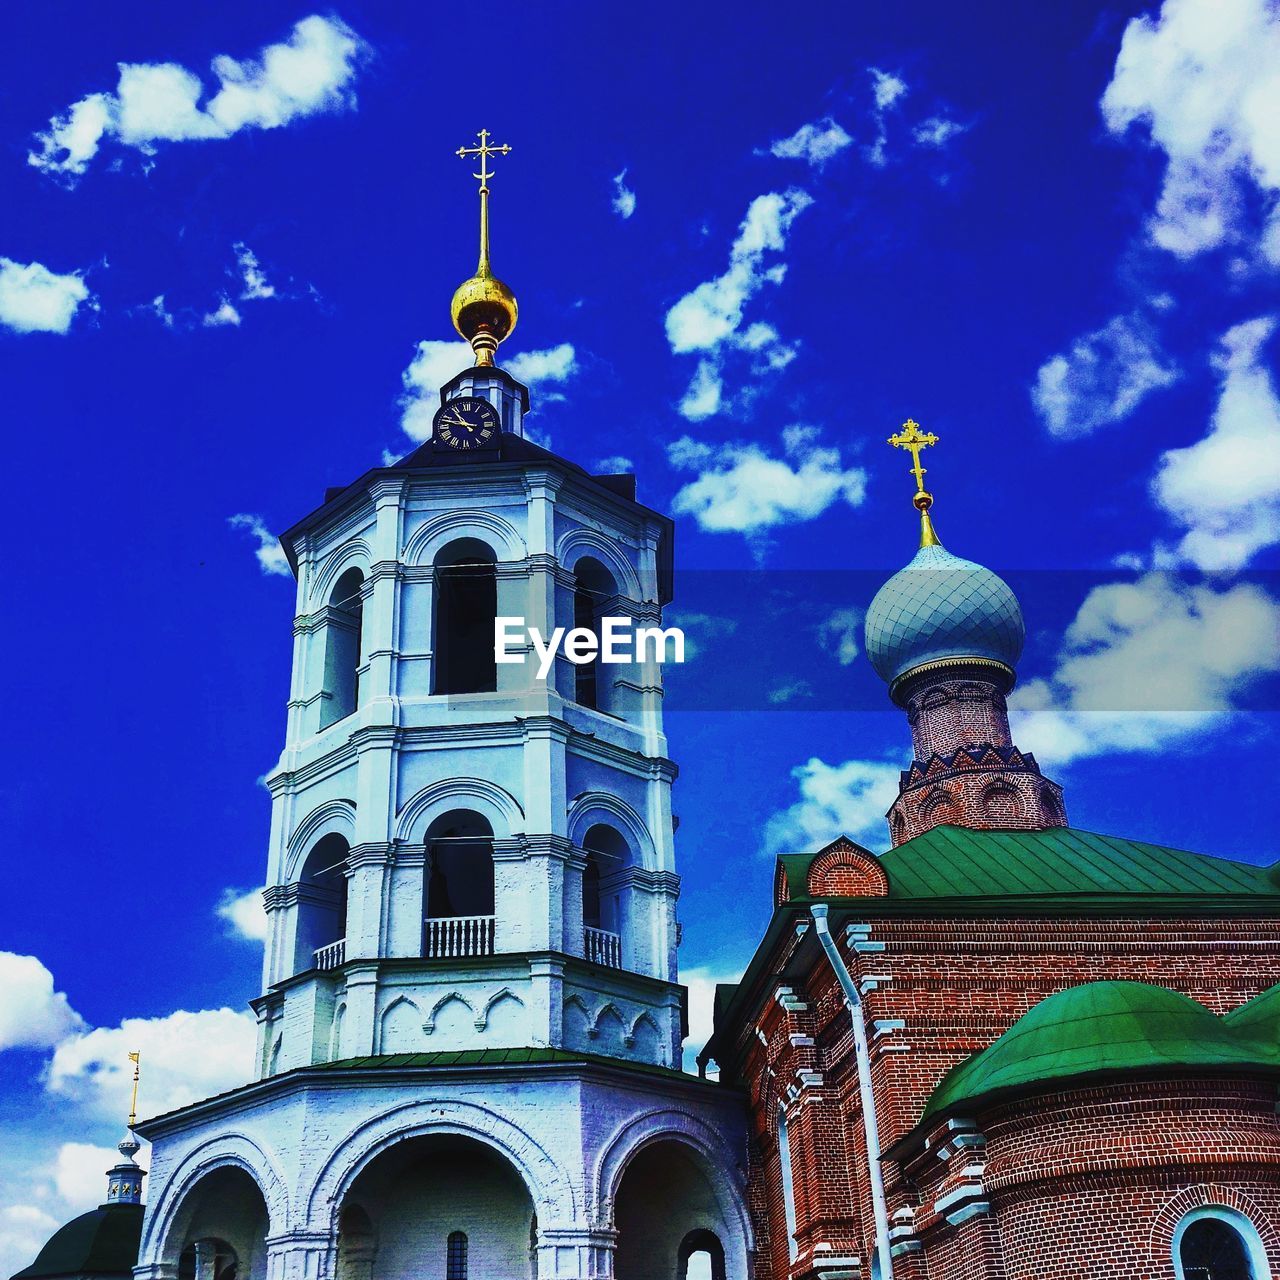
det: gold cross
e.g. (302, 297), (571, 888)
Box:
(888, 418), (939, 496)
(456, 129), (511, 195)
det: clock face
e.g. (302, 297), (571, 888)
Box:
(432, 396), (500, 451)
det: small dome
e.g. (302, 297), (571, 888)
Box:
(450, 269), (518, 346)
(923, 981), (1278, 1123)
(11, 1204), (142, 1280)
(864, 542), (1025, 690)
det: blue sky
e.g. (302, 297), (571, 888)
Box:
(2, 0), (1280, 1267)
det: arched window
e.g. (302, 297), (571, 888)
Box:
(1175, 1207), (1266, 1280)
(433, 539), (497, 695)
(321, 568), (364, 727)
(445, 1231), (467, 1280)
(777, 1105), (799, 1262)
(581, 823), (630, 967)
(295, 833), (349, 972)
(678, 1230), (726, 1280)
(425, 810), (495, 957)
(572, 557), (618, 710)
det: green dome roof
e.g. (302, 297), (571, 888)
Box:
(923, 981), (1280, 1123)
(1224, 982), (1280, 1039)
(864, 542), (1025, 689)
(10, 1204), (142, 1280)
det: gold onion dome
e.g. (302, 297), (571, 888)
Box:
(452, 130), (517, 367)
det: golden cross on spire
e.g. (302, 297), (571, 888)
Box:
(455, 130), (511, 278)
(456, 128), (511, 195)
(887, 418), (943, 548)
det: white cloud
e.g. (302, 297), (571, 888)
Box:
(0, 258), (91, 334)
(678, 360), (723, 421)
(768, 117), (854, 168)
(768, 679), (813, 705)
(216, 886), (268, 942)
(48, 1007), (257, 1122)
(663, 610), (738, 662)
(235, 243), (275, 300)
(1152, 315), (1280, 569)
(764, 757), (902, 854)
(203, 298), (241, 327)
(30, 15), (369, 181)
(506, 342), (577, 386)
(53, 1143), (124, 1208)
(148, 295), (175, 327)
(681, 964), (744, 1074)
(1101, 0), (1280, 263)
(227, 513), (290, 577)
(871, 68), (908, 111)
(867, 67), (909, 166)
(611, 168), (636, 219)
(595, 455), (633, 473)
(0, 1205), (62, 1280)
(666, 189), (812, 418)
(0, 954), (84, 1051)
(913, 116), (966, 148)
(818, 607), (863, 666)
(668, 429), (866, 535)
(1010, 573), (1280, 768)
(1032, 312), (1179, 437)
(399, 341), (579, 442)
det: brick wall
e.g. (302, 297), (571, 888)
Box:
(728, 911), (1280, 1279)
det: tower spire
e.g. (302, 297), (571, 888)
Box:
(888, 418), (942, 548)
(105, 1051), (145, 1206)
(450, 130), (518, 367)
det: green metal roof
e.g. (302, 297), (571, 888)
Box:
(1224, 982), (1280, 1039)
(11, 1204), (142, 1280)
(921, 981), (1280, 1126)
(781, 826), (1280, 903)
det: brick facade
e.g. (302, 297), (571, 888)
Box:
(713, 903), (1280, 1279)
(887, 670), (1065, 847)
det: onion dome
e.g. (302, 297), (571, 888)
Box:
(865, 418), (1025, 698)
(865, 542), (1025, 691)
(922, 981), (1280, 1124)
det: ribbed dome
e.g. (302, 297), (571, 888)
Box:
(923, 981), (1280, 1122)
(864, 542), (1025, 689)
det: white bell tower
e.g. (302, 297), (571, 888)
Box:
(132, 136), (751, 1280)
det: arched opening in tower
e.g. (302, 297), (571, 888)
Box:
(613, 1139), (738, 1280)
(166, 1167), (269, 1280)
(581, 822), (631, 968)
(424, 809), (495, 957)
(433, 538), (497, 695)
(322, 567), (365, 726)
(572, 556), (618, 711)
(295, 832), (350, 973)
(338, 1135), (536, 1280)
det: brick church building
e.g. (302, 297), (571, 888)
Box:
(700, 447), (1280, 1280)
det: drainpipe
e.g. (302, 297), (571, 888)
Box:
(811, 903), (894, 1280)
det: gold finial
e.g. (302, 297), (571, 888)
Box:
(888, 418), (942, 547)
(450, 130), (517, 367)
(127, 1050), (141, 1128)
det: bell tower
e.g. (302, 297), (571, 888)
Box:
(253, 134), (684, 1075)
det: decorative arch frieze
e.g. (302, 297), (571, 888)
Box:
(476, 987), (524, 1031)
(284, 799), (357, 881)
(395, 777), (524, 843)
(567, 792), (656, 870)
(137, 1134), (290, 1266)
(556, 529), (643, 601)
(591, 1107), (753, 1250)
(422, 991), (474, 1034)
(304, 1098), (576, 1229)
(309, 540), (374, 613)
(402, 510), (526, 567)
